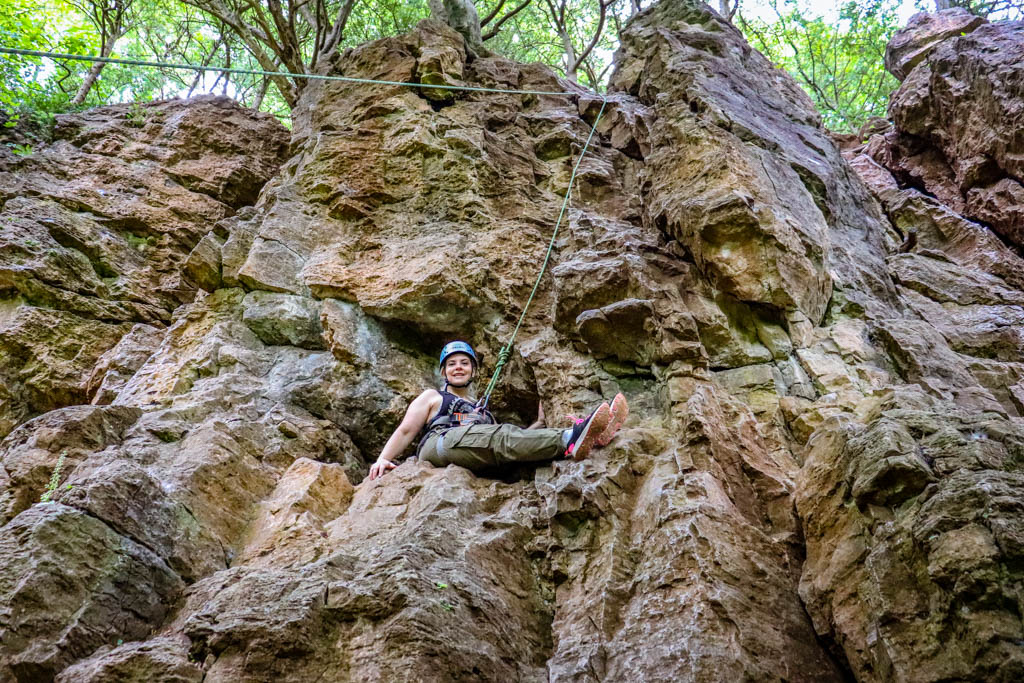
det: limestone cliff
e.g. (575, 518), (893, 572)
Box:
(1, 2), (1023, 681)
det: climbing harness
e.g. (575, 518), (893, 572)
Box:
(415, 390), (496, 457)
(0, 46), (608, 409)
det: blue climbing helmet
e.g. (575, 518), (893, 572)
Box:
(439, 341), (478, 369)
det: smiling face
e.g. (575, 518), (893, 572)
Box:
(442, 353), (475, 387)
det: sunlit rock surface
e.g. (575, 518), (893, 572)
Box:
(2, 2), (1023, 681)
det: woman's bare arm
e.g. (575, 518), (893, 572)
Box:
(368, 389), (440, 480)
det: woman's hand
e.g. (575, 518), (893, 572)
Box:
(368, 457), (397, 480)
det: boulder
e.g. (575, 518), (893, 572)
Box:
(798, 390), (1024, 682)
(884, 9), (987, 80)
(875, 18), (1024, 248)
(55, 637), (202, 683)
(0, 504), (183, 682)
(0, 97), (289, 437)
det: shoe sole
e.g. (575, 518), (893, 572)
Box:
(596, 393), (629, 446)
(572, 403), (611, 461)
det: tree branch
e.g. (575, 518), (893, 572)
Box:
(481, 0), (508, 26)
(483, 0), (532, 40)
(181, 0), (299, 106)
(320, 0), (356, 57)
(572, 0), (613, 73)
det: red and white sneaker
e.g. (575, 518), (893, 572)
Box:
(564, 402), (611, 461)
(596, 393), (628, 446)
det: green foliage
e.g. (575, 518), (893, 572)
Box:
(480, 0), (627, 89)
(124, 231), (157, 250)
(1, 0), (934, 135)
(945, 0), (1024, 20)
(343, 0), (431, 44)
(1, 1), (87, 128)
(738, 0), (903, 133)
(39, 449), (67, 503)
(125, 100), (149, 126)
(1, 0), (632, 125)
(1, 0), (183, 126)
(9, 142), (33, 156)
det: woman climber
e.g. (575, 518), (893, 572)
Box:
(368, 341), (629, 480)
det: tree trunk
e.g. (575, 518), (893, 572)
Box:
(220, 42), (231, 96)
(558, 27), (578, 82)
(320, 0), (357, 59)
(71, 1), (131, 106)
(428, 0), (484, 54)
(71, 58), (107, 105)
(186, 69), (202, 98)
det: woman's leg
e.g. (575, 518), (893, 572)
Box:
(421, 424), (564, 471)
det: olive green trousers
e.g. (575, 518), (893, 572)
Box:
(418, 424), (565, 471)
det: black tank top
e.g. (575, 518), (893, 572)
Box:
(415, 390), (496, 453)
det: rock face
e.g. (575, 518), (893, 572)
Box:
(870, 10), (1024, 249)
(2, 2), (1024, 682)
(0, 96), (290, 437)
(883, 8), (986, 80)
(799, 390), (1024, 682)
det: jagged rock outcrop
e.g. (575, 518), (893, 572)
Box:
(2, 2), (1023, 682)
(868, 10), (1024, 249)
(799, 389), (1024, 681)
(836, 11), (1024, 682)
(883, 8), (986, 80)
(0, 96), (290, 437)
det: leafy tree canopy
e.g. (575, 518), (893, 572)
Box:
(1, 0), (633, 130)
(1, 0), (1018, 136)
(737, 0), (905, 133)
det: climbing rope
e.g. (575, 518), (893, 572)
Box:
(0, 46), (608, 407)
(0, 47), (579, 97)
(478, 96), (607, 410)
